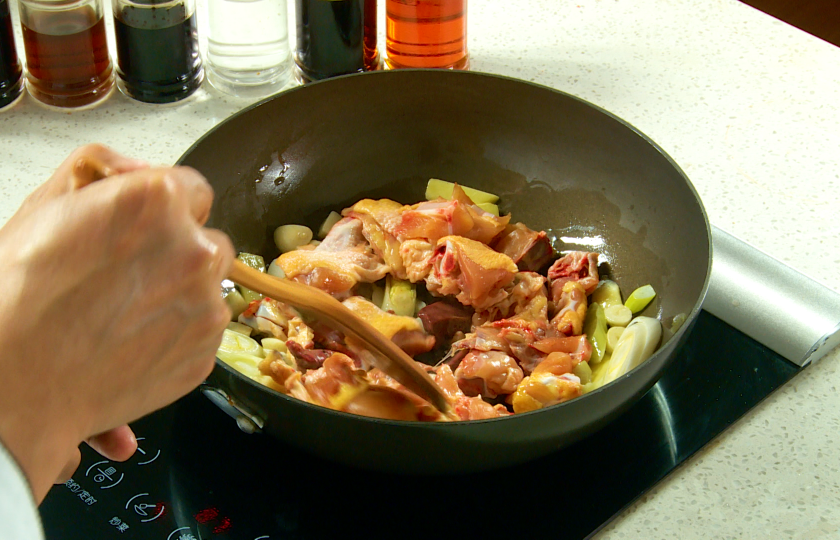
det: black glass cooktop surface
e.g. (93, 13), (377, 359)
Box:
(40, 310), (800, 540)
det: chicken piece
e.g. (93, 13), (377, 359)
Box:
(300, 353), (369, 408)
(342, 296), (436, 356)
(345, 201), (408, 279)
(285, 341), (334, 371)
(434, 365), (511, 420)
(417, 300), (474, 346)
(426, 235), (518, 311)
(454, 350), (524, 398)
(237, 297), (300, 339)
(474, 271), (548, 326)
(362, 367), (448, 421)
(550, 281), (588, 336)
(400, 239), (436, 283)
(492, 222), (555, 272)
(509, 369), (582, 413)
(548, 251), (600, 296)
(392, 185), (510, 245)
(259, 351), (312, 402)
(274, 217), (389, 296)
(531, 335), (592, 365)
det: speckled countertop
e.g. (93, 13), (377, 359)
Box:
(2, 0), (839, 538)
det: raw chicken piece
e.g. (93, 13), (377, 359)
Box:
(426, 235), (518, 311)
(342, 296), (435, 356)
(548, 251), (600, 296)
(454, 350), (524, 398)
(417, 300), (474, 346)
(434, 365), (511, 420)
(492, 222), (554, 272)
(550, 281), (588, 336)
(509, 352), (583, 413)
(394, 185), (509, 245)
(237, 297), (299, 339)
(474, 271), (548, 326)
(531, 335), (592, 366)
(345, 200), (408, 279)
(274, 217), (389, 296)
(399, 239), (435, 283)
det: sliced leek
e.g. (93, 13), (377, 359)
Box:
(625, 284), (656, 314)
(583, 303), (608, 364)
(425, 178), (500, 204)
(604, 304), (632, 327)
(217, 328), (264, 364)
(380, 275), (416, 317)
(591, 280), (622, 309)
(596, 317), (661, 386)
(318, 211), (342, 239)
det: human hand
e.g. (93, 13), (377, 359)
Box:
(0, 145), (234, 502)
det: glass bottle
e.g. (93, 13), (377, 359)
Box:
(385, 0), (468, 70)
(295, 0), (378, 83)
(0, 0), (23, 109)
(113, 0), (203, 103)
(206, 0), (293, 98)
(18, 0), (114, 108)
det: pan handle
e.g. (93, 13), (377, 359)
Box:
(199, 384), (266, 434)
(705, 226), (840, 367)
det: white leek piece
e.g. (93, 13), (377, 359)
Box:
(380, 275), (417, 317)
(217, 329), (264, 364)
(591, 280), (622, 308)
(318, 211), (342, 239)
(598, 316), (661, 385)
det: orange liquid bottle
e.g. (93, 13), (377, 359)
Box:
(385, 0), (468, 70)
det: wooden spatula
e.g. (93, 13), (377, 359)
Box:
(229, 260), (449, 412)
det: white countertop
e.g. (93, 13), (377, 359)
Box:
(2, 1), (839, 537)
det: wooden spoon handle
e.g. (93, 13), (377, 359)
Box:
(228, 260), (449, 412)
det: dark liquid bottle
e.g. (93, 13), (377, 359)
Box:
(0, 0), (23, 109)
(114, 0), (202, 103)
(19, 0), (113, 108)
(295, 0), (378, 82)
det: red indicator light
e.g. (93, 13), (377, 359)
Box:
(195, 507), (220, 524)
(213, 516), (232, 534)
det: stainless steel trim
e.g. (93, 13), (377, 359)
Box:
(199, 385), (265, 434)
(704, 226), (840, 367)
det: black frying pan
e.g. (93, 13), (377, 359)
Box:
(178, 70), (711, 473)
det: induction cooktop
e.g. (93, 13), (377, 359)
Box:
(39, 309), (801, 540)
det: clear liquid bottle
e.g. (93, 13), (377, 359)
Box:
(295, 0), (378, 83)
(206, 0), (292, 97)
(385, 0), (468, 70)
(18, 0), (114, 108)
(113, 0), (203, 103)
(0, 0), (23, 109)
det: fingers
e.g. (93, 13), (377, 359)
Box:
(53, 425), (138, 486)
(86, 425), (138, 462)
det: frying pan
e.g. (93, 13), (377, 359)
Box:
(178, 70), (711, 474)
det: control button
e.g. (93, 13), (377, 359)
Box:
(167, 527), (197, 540)
(125, 493), (166, 523)
(85, 460), (124, 489)
(134, 437), (161, 465)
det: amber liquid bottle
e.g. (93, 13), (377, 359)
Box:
(19, 0), (114, 108)
(0, 0), (23, 109)
(295, 0), (378, 83)
(385, 0), (468, 70)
